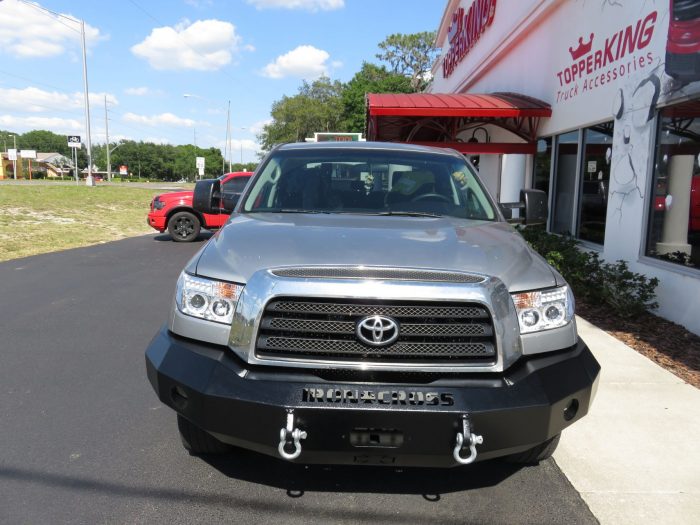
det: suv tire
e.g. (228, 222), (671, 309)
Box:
(177, 415), (231, 455)
(504, 433), (560, 464)
(168, 211), (201, 242)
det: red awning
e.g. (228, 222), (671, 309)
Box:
(367, 93), (552, 119)
(365, 92), (551, 152)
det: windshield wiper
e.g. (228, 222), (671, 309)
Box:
(255, 209), (330, 214)
(369, 211), (444, 218)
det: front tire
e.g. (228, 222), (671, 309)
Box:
(168, 211), (201, 242)
(504, 433), (561, 464)
(177, 415), (231, 455)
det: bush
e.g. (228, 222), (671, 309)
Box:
(517, 226), (658, 318)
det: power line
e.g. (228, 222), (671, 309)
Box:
(0, 69), (78, 93)
(17, 0), (81, 34)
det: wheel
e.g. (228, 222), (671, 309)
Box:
(168, 211), (201, 242)
(504, 433), (561, 464)
(177, 414), (231, 455)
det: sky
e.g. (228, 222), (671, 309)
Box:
(0, 0), (443, 163)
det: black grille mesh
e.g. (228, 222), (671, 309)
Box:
(256, 297), (496, 364)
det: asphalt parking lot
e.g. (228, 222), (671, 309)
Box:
(0, 234), (597, 525)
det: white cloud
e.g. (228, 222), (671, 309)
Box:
(123, 112), (196, 127)
(0, 87), (117, 113)
(262, 45), (331, 79)
(247, 0), (344, 12)
(0, 0), (102, 58)
(144, 136), (171, 145)
(249, 118), (273, 135)
(217, 138), (261, 161)
(0, 114), (82, 133)
(131, 19), (241, 71)
(125, 86), (150, 96)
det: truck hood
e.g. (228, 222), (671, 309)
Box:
(193, 213), (557, 292)
(159, 190), (193, 202)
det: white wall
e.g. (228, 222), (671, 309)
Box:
(431, 0), (700, 334)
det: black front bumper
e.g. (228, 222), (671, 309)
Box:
(146, 326), (600, 467)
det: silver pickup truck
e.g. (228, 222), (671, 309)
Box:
(145, 141), (599, 467)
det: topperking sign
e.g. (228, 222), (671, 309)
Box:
(442, 0), (497, 79)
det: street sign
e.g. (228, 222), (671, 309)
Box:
(119, 165), (128, 175)
(8, 148), (17, 161)
(20, 150), (37, 159)
(313, 132), (363, 142)
(198, 167), (205, 177)
(67, 135), (81, 148)
(196, 156), (205, 169)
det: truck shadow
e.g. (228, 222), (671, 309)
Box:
(202, 448), (524, 497)
(153, 232), (214, 243)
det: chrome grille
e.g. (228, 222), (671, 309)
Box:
(256, 298), (496, 364)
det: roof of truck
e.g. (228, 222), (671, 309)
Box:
(276, 140), (462, 156)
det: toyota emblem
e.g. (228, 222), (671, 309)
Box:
(356, 315), (399, 347)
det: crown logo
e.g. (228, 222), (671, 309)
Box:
(569, 33), (594, 60)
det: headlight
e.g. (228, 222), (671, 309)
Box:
(175, 272), (243, 325)
(511, 286), (574, 334)
(153, 198), (165, 210)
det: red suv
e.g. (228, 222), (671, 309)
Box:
(666, 0), (700, 82)
(147, 172), (252, 242)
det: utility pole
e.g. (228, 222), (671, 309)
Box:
(80, 19), (93, 186)
(226, 100), (232, 173)
(13, 135), (17, 180)
(104, 95), (111, 182)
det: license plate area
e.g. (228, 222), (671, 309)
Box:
(349, 427), (404, 448)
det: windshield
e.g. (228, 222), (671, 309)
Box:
(241, 148), (496, 220)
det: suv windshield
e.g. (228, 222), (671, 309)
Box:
(242, 148), (496, 220)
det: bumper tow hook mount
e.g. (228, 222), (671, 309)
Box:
(278, 409), (307, 461)
(453, 415), (483, 465)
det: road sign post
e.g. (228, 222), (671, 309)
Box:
(20, 150), (36, 181)
(196, 157), (205, 179)
(8, 148), (17, 180)
(67, 137), (81, 182)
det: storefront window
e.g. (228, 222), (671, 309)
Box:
(551, 131), (579, 234)
(577, 123), (613, 244)
(646, 102), (700, 269)
(534, 138), (552, 193)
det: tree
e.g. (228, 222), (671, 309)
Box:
(340, 62), (414, 133)
(18, 130), (71, 156)
(376, 32), (439, 91)
(258, 76), (345, 152)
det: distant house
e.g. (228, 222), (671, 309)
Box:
(0, 152), (22, 179)
(0, 152), (73, 179)
(36, 153), (74, 178)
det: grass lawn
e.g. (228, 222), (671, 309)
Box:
(0, 185), (168, 262)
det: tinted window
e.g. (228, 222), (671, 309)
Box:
(577, 123), (613, 244)
(222, 175), (250, 193)
(646, 103), (700, 269)
(242, 149), (496, 220)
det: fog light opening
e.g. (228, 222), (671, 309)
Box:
(171, 385), (189, 410)
(563, 398), (579, 421)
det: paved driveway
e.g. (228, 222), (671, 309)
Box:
(0, 234), (597, 524)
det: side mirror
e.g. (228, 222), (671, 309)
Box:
(221, 192), (240, 213)
(521, 189), (548, 225)
(193, 179), (221, 214)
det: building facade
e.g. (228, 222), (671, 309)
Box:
(429, 0), (700, 334)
